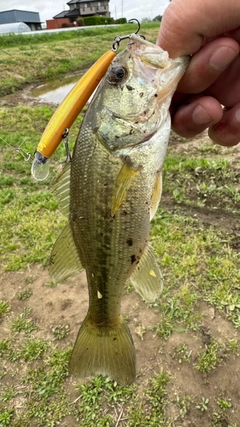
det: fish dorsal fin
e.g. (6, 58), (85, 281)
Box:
(52, 162), (71, 215)
(49, 222), (83, 283)
(112, 161), (140, 216)
(130, 245), (163, 302)
(150, 170), (162, 221)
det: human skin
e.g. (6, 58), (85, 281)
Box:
(157, 0), (240, 146)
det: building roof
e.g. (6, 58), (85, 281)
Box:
(67, 0), (80, 4)
(0, 9), (41, 24)
(64, 8), (80, 17)
(67, 0), (102, 4)
(53, 10), (68, 19)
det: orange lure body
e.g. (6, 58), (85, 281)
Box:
(37, 50), (116, 158)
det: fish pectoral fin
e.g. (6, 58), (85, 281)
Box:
(150, 170), (162, 221)
(49, 222), (83, 283)
(52, 161), (71, 215)
(69, 316), (136, 386)
(112, 161), (140, 216)
(130, 245), (163, 303)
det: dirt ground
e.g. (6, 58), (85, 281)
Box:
(1, 88), (240, 427)
(1, 263), (240, 426)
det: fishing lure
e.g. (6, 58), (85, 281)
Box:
(31, 50), (115, 181)
(31, 19), (142, 181)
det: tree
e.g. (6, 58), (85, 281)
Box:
(153, 15), (162, 22)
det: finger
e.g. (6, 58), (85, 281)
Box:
(177, 38), (239, 93)
(157, 0), (240, 58)
(224, 26), (240, 43)
(171, 96), (223, 138)
(208, 104), (240, 146)
(206, 55), (240, 107)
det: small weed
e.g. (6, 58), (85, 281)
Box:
(0, 340), (13, 358)
(1, 386), (17, 402)
(17, 288), (32, 300)
(175, 344), (192, 363)
(217, 398), (232, 410)
(0, 408), (14, 426)
(196, 397), (209, 411)
(196, 341), (222, 373)
(52, 324), (70, 340)
(175, 394), (193, 416)
(227, 339), (239, 353)
(20, 339), (48, 361)
(0, 301), (10, 317)
(11, 307), (38, 334)
(156, 319), (173, 339)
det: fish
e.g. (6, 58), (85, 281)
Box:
(49, 34), (189, 385)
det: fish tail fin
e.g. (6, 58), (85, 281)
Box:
(69, 316), (136, 385)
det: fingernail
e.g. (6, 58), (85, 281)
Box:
(210, 46), (237, 71)
(192, 105), (212, 125)
(235, 108), (240, 123)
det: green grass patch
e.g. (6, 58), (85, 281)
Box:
(163, 154), (240, 211)
(0, 23), (160, 95)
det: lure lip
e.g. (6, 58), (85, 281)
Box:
(31, 151), (50, 181)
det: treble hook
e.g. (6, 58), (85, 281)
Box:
(112, 19), (144, 52)
(57, 128), (72, 164)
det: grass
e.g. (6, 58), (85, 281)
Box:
(0, 24), (240, 427)
(0, 22), (160, 96)
(163, 154), (240, 211)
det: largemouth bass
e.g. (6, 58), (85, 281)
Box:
(50, 34), (188, 385)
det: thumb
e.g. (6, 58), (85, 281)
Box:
(157, 0), (240, 58)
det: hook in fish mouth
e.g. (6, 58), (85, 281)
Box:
(112, 19), (145, 52)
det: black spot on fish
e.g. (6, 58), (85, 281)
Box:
(131, 254), (136, 264)
(122, 210), (128, 216)
(154, 93), (158, 97)
(127, 238), (133, 246)
(139, 92), (144, 97)
(126, 85), (134, 91)
(113, 337), (117, 341)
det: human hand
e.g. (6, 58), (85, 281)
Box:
(157, 0), (240, 146)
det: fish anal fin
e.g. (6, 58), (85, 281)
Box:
(69, 316), (136, 386)
(49, 222), (83, 283)
(150, 170), (162, 221)
(112, 161), (140, 216)
(130, 245), (163, 302)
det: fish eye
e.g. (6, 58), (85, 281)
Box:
(115, 67), (125, 79)
(108, 66), (128, 84)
